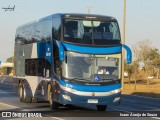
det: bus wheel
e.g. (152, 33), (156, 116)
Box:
(19, 84), (31, 103)
(96, 105), (107, 111)
(49, 91), (59, 110)
(25, 96), (32, 103)
(19, 84), (24, 102)
(31, 97), (38, 103)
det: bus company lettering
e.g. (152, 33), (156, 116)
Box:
(85, 83), (100, 86)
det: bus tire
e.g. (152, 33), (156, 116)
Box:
(50, 101), (59, 110)
(19, 83), (31, 103)
(49, 91), (59, 110)
(19, 84), (24, 102)
(96, 105), (107, 111)
(31, 97), (38, 103)
(25, 96), (32, 103)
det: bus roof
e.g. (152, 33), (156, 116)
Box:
(17, 13), (117, 29)
(53, 13), (117, 21)
(17, 15), (52, 29)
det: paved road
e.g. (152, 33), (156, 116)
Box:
(0, 76), (160, 120)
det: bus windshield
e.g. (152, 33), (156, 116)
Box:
(62, 52), (121, 82)
(63, 19), (120, 45)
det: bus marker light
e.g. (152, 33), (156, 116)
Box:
(113, 97), (120, 102)
(62, 95), (71, 101)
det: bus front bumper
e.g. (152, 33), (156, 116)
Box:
(58, 88), (121, 106)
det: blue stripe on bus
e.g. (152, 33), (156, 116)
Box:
(37, 42), (46, 58)
(58, 79), (121, 92)
(61, 42), (122, 54)
(37, 41), (52, 63)
(56, 41), (65, 61)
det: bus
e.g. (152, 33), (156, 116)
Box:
(13, 13), (132, 111)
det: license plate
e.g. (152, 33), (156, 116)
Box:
(88, 99), (98, 103)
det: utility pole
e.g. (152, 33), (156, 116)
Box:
(86, 5), (94, 14)
(122, 0), (127, 90)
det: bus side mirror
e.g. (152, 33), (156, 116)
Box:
(56, 41), (65, 61)
(122, 44), (132, 64)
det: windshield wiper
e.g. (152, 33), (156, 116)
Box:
(101, 79), (117, 82)
(69, 77), (91, 81)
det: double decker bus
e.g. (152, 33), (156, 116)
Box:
(13, 13), (132, 111)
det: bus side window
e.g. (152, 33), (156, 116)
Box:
(53, 43), (61, 77)
(25, 59), (37, 76)
(52, 17), (61, 40)
(25, 58), (46, 77)
(37, 59), (45, 76)
(25, 59), (30, 75)
(44, 60), (51, 77)
(30, 60), (36, 76)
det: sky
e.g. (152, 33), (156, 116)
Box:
(0, 0), (160, 62)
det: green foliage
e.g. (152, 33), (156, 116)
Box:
(147, 48), (160, 68)
(1, 67), (7, 75)
(124, 61), (139, 77)
(1, 56), (14, 75)
(6, 56), (14, 63)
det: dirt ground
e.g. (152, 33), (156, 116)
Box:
(122, 78), (160, 98)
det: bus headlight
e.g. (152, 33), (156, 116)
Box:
(62, 95), (71, 101)
(111, 89), (121, 94)
(113, 97), (120, 102)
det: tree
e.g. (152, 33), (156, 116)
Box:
(130, 39), (160, 83)
(1, 67), (7, 75)
(124, 61), (134, 83)
(147, 48), (160, 79)
(1, 56), (14, 75)
(6, 56), (14, 63)
(132, 40), (153, 78)
(147, 48), (160, 67)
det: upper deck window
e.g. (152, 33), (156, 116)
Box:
(63, 19), (121, 45)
